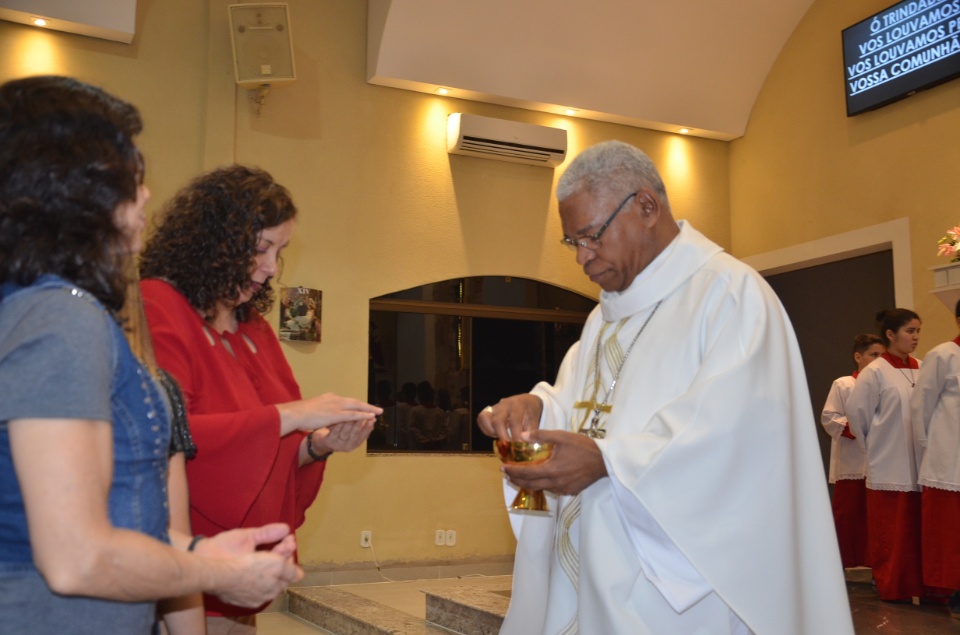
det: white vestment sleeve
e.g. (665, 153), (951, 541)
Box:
(503, 339), (577, 536)
(607, 470), (713, 612)
(530, 340), (581, 435)
(499, 341), (582, 635)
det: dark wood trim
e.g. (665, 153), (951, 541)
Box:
(369, 299), (588, 324)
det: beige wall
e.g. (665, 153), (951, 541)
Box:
(0, 0), (731, 568)
(12, 0), (960, 571)
(0, 0), (212, 218)
(730, 0), (960, 350)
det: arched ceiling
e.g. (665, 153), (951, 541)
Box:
(367, 0), (818, 141)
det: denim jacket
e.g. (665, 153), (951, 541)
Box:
(0, 275), (171, 633)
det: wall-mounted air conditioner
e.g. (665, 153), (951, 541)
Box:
(446, 113), (566, 168)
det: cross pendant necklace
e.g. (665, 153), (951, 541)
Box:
(575, 301), (662, 439)
(897, 367), (915, 388)
(573, 399), (612, 438)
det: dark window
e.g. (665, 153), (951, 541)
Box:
(367, 276), (593, 453)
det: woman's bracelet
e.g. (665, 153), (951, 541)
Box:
(187, 534), (205, 552)
(307, 430), (333, 462)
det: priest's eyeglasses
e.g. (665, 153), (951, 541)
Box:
(560, 191), (637, 252)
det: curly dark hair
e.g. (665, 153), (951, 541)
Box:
(0, 75), (143, 312)
(140, 165), (297, 322)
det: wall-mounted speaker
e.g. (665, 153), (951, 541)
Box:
(228, 3), (296, 89)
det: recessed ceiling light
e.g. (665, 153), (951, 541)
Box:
(678, 128), (691, 134)
(435, 87), (450, 96)
(31, 17), (47, 27)
(564, 108), (578, 116)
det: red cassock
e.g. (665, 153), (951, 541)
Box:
(142, 279), (325, 617)
(913, 337), (960, 591)
(921, 487), (960, 588)
(832, 478), (869, 568)
(865, 489), (924, 600)
(821, 373), (869, 568)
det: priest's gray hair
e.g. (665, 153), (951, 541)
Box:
(556, 140), (669, 208)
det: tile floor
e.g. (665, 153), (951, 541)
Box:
(847, 580), (960, 634)
(259, 571), (960, 635)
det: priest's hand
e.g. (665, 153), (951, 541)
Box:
(477, 394), (543, 441)
(501, 429), (607, 496)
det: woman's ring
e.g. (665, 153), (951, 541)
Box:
(483, 405), (494, 415)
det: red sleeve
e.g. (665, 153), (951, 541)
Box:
(240, 317), (325, 529)
(295, 459), (325, 528)
(185, 409), (285, 530)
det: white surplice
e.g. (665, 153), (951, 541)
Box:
(502, 221), (852, 635)
(821, 375), (868, 483)
(911, 340), (960, 492)
(846, 357), (921, 492)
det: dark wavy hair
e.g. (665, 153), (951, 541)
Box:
(875, 308), (920, 346)
(139, 165), (297, 322)
(0, 75), (143, 312)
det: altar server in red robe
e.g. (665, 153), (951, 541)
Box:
(912, 299), (960, 618)
(821, 333), (884, 568)
(847, 308), (929, 602)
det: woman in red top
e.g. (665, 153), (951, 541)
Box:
(139, 165), (380, 634)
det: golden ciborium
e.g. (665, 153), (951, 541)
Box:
(494, 440), (554, 512)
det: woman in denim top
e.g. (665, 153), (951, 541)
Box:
(0, 76), (303, 635)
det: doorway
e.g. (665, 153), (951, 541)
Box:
(765, 250), (895, 479)
(741, 218), (911, 480)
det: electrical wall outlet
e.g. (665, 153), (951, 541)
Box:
(360, 530), (372, 548)
(445, 529), (457, 546)
(435, 529), (446, 546)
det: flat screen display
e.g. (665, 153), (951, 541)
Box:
(842, 0), (960, 116)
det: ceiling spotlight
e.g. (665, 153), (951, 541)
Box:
(31, 17), (48, 27)
(678, 128), (691, 134)
(435, 87), (450, 96)
(564, 108), (578, 116)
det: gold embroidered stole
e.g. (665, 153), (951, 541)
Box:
(555, 317), (628, 635)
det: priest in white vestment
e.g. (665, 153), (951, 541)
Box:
(478, 141), (853, 635)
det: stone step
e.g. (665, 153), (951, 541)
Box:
(288, 586), (450, 634)
(286, 580), (511, 635)
(424, 584), (509, 635)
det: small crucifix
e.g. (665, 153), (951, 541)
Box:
(574, 399), (610, 438)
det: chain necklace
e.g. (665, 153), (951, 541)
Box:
(897, 367), (915, 388)
(887, 351), (916, 388)
(577, 301), (662, 438)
